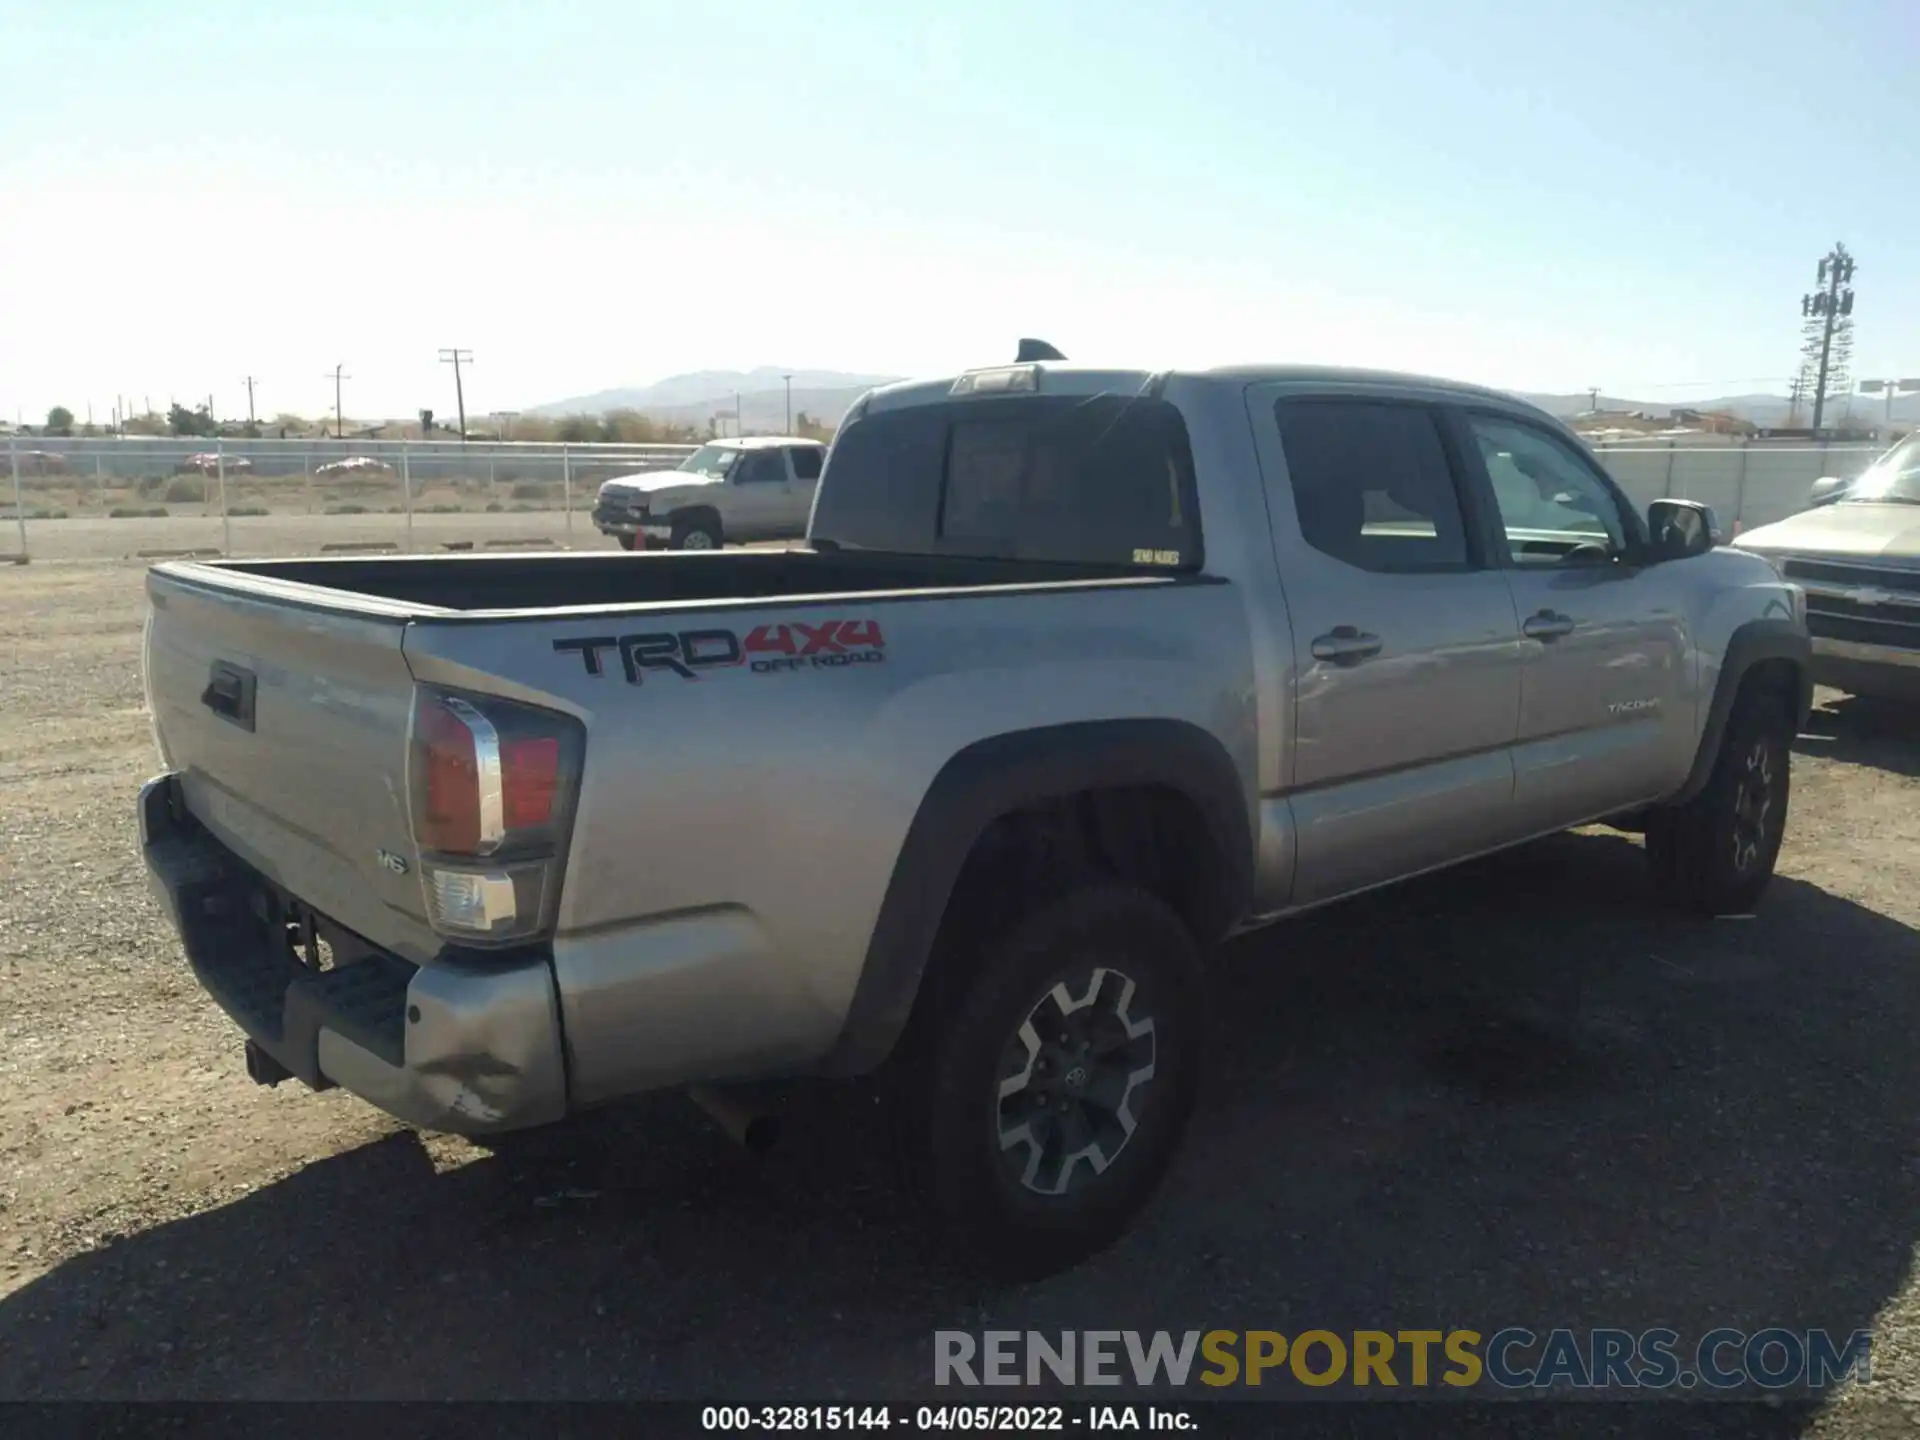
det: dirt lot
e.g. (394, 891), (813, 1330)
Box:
(4, 556), (1920, 1432)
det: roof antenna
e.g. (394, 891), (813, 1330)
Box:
(1015, 338), (1066, 362)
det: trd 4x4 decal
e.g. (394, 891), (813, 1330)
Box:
(555, 619), (887, 685)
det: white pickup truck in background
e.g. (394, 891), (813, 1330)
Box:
(591, 436), (827, 550)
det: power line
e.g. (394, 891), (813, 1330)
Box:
(439, 349), (473, 441)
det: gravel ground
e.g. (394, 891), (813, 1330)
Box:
(4, 557), (1920, 1435)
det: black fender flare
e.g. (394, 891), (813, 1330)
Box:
(1669, 617), (1812, 806)
(820, 719), (1253, 1075)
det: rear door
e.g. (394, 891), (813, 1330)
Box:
(1247, 390), (1524, 905)
(144, 570), (438, 961)
(1450, 409), (1693, 830)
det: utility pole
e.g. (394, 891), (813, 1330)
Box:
(735, 391), (743, 437)
(1587, 387), (1600, 413)
(326, 363), (351, 439)
(243, 376), (258, 426)
(782, 373), (793, 433)
(438, 349), (473, 440)
(1800, 243), (1857, 434)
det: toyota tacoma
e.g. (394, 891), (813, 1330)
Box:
(139, 354), (1810, 1273)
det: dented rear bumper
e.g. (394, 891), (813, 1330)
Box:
(138, 772), (568, 1135)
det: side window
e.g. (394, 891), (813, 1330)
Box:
(1465, 415), (1626, 566)
(789, 446), (824, 482)
(736, 451), (786, 484)
(1274, 400), (1470, 573)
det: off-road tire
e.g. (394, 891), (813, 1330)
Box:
(615, 533), (637, 551)
(1645, 686), (1794, 916)
(892, 883), (1206, 1279)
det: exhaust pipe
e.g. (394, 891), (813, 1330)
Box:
(687, 1082), (783, 1157)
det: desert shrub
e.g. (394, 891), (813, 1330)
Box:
(229, 505), (270, 517)
(108, 506), (170, 518)
(484, 501), (504, 513)
(327, 503), (369, 515)
(509, 480), (552, 501)
(163, 476), (206, 504)
(424, 503), (463, 514)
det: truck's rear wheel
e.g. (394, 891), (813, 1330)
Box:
(895, 884), (1205, 1277)
(615, 534), (637, 551)
(671, 515), (722, 550)
(1645, 687), (1793, 916)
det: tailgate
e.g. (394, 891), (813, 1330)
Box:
(144, 569), (436, 962)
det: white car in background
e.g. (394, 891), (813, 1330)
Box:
(591, 436), (827, 550)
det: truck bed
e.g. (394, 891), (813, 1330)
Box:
(171, 547), (1154, 616)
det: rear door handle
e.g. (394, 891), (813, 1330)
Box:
(1309, 626), (1384, 664)
(1522, 610), (1576, 641)
(201, 661), (257, 732)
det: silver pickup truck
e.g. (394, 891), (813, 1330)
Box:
(139, 357), (1811, 1274)
(591, 436), (827, 550)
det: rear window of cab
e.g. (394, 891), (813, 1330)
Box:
(809, 394), (1202, 570)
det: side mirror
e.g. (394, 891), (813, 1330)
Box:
(1646, 498), (1719, 560)
(1807, 475), (1849, 508)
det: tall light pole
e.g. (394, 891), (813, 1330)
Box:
(439, 349), (473, 440)
(782, 373), (793, 433)
(325, 363), (351, 439)
(242, 375), (258, 426)
(735, 391), (743, 438)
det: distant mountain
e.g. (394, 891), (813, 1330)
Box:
(1518, 389), (1920, 427)
(529, 367), (900, 426)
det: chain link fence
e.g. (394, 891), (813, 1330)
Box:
(0, 432), (1891, 563)
(3, 435), (698, 561)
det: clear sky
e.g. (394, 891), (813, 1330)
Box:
(1, 0), (1915, 423)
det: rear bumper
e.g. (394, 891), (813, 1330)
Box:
(139, 773), (567, 1136)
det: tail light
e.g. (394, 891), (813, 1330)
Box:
(407, 688), (585, 947)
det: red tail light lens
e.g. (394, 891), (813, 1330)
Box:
(416, 695), (482, 854)
(407, 689), (586, 947)
(501, 737), (559, 831)
(409, 691), (581, 858)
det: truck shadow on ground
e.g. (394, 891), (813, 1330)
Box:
(4, 734), (1919, 1434)
(1795, 692), (1920, 779)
